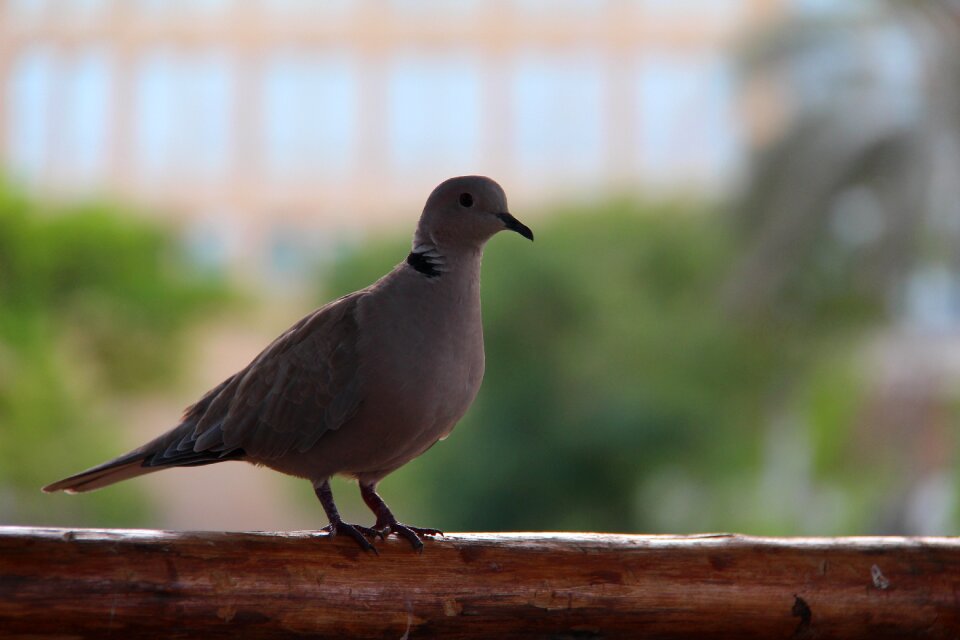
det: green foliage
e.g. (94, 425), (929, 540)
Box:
(0, 180), (231, 525)
(321, 200), (885, 535)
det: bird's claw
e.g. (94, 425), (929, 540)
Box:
(375, 522), (444, 552)
(322, 519), (442, 553)
(323, 521), (380, 554)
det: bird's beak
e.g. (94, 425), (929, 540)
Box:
(497, 212), (534, 241)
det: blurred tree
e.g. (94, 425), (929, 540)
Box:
(0, 180), (232, 526)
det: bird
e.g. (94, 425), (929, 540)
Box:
(43, 175), (533, 552)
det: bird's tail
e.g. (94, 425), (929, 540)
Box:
(43, 417), (246, 494)
(42, 450), (158, 494)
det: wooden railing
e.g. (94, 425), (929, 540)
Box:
(2, 527), (958, 638)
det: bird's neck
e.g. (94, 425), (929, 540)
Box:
(406, 239), (482, 281)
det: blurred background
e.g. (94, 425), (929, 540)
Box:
(2, 0), (959, 536)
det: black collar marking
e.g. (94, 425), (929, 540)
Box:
(406, 251), (442, 278)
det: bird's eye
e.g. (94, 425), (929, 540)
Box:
(459, 193), (474, 208)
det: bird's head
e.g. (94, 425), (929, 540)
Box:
(415, 176), (533, 250)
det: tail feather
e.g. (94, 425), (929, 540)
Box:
(43, 418), (247, 494)
(42, 451), (157, 494)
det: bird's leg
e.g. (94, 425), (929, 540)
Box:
(313, 479), (381, 553)
(359, 482), (443, 552)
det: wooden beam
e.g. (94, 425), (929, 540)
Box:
(2, 527), (958, 638)
(0, 15), (738, 53)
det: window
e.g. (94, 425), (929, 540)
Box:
(513, 53), (605, 178)
(7, 47), (53, 181)
(262, 53), (357, 178)
(387, 53), (481, 173)
(636, 51), (741, 186)
(136, 50), (234, 179)
(61, 50), (111, 182)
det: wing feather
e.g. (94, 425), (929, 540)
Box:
(191, 292), (366, 460)
(44, 292), (367, 491)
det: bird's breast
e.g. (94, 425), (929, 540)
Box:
(357, 273), (484, 431)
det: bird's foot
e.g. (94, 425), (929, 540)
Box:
(375, 521), (444, 552)
(322, 520), (383, 553)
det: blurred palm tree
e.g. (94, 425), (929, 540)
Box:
(728, 0), (960, 325)
(725, 0), (960, 534)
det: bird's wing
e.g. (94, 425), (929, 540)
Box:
(156, 292), (367, 463)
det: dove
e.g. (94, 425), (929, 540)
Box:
(43, 176), (533, 552)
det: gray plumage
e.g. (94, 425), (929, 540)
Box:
(44, 176), (533, 551)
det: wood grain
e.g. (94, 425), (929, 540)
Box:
(1, 527), (958, 638)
